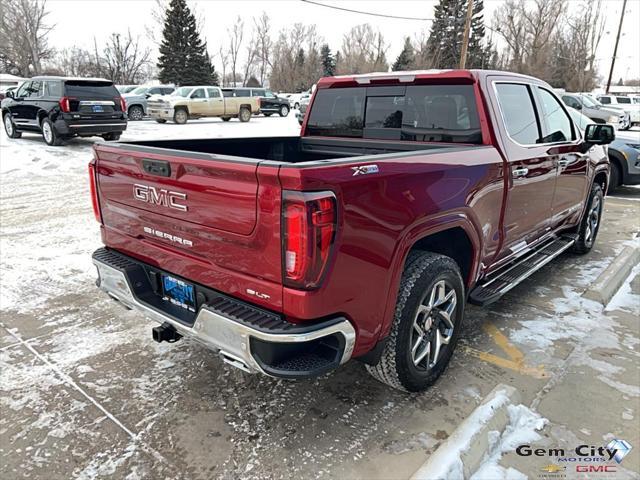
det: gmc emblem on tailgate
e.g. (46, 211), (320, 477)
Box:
(133, 184), (187, 211)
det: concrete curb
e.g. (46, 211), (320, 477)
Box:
(582, 246), (640, 306)
(410, 384), (520, 480)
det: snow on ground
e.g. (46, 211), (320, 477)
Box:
(0, 115), (300, 314)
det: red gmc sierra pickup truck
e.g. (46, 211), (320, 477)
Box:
(90, 70), (614, 392)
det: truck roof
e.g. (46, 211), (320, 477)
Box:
(317, 69), (545, 88)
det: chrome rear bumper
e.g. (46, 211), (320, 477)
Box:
(93, 250), (356, 377)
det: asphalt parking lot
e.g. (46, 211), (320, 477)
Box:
(1, 118), (639, 479)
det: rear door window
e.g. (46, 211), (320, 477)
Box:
(64, 81), (119, 99)
(44, 81), (62, 97)
(207, 88), (220, 98)
(495, 83), (540, 145)
(536, 88), (575, 143)
(616, 96), (631, 104)
(306, 87), (365, 138)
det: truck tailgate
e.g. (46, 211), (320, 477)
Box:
(93, 143), (284, 310)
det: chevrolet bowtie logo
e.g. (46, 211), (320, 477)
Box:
(540, 464), (565, 473)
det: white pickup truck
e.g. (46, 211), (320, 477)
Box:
(147, 86), (259, 124)
(596, 94), (640, 127)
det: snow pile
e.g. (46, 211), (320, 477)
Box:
(471, 404), (547, 480)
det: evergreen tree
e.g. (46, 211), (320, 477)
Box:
(320, 44), (335, 77)
(392, 37), (415, 71)
(157, 0), (218, 85)
(426, 0), (490, 69)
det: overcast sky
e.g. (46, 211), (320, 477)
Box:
(46, 0), (640, 83)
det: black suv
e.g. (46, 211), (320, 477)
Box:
(224, 87), (290, 117)
(2, 76), (127, 146)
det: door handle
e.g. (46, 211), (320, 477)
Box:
(513, 167), (529, 178)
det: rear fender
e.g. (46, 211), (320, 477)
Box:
(379, 213), (481, 339)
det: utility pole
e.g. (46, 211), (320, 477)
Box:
(459, 0), (474, 69)
(606, 0), (627, 93)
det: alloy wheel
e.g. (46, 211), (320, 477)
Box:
(42, 121), (53, 144)
(4, 115), (13, 135)
(584, 195), (601, 247)
(410, 280), (457, 370)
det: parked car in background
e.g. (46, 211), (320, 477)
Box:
(116, 85), (138, 94)
(288, 91), (311, 109)
(568, 106), (640, 190)
(560, 93), (629, 130)
(2, 76), (126, 146)
(596, 94), (640, 127)
(148, 86), (258, 123)
(251, 88), (290, 117)
(90, 69), (612, 392)
(123, 85), (175, 120)
(296, 93), (311, 125)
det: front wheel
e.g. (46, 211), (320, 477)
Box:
(173, 109), (188, 124)
(279, 105), (290, 117)
(366, 252), (464, 392)
(572, 182), (604, 254)
(41, 118), (65, 146)
(3, 113), (21, 138)
(239, 107), (251, 122)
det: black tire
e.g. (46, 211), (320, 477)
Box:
(279, 105), (290, 117)
(608, 161), (621, 192)
(572, 182), (604, 254)
(102, 132), (121, 141)
(3, 112), (21, 138)
(40, 117), (65, 146)
(263, 113), (273, 117)
(239, 107), (251, 122)
(128, 105), (144, 121)
(366, 252), (465, 392)
(173, 108), (188, 124)
(221, 117), (231, 122)
(155, 119), (167, 124)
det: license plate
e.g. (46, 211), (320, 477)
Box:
(92, 105), (104, 113)
(162, 274), (196, 312)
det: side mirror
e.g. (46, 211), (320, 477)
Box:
(585, 124), (614, 144)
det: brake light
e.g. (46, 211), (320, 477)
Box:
(117, 96), (126, 112)
(283, 191), (336, 289)
(59, 96), (71, 112)
(88, 162), (102, 223)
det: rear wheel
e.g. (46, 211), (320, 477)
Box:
(279, 105), (290, 117)
(102, 132), (121, 141)
(173, 108), (188, 124)
(366, 252), (464, 392)
(3, 113), (21, 138)
(572, 183), (604, 254)
(239, 107), (251, 122)
(41, 118), (64, 146)
(128, 105), (144, 121)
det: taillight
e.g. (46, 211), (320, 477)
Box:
(88, 162), (102, 223)
(283, 191), (336, 289)
(117, 96), (126, 112)
(59, 96), (71, 112)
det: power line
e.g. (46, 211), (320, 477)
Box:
(299, 0), (434, 22)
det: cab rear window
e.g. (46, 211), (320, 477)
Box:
(306, 85), (482, 143)
(63, 81), (119, 99)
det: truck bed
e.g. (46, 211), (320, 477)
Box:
(117, 136), (471, 163)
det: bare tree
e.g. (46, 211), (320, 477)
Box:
(254, 13), (272, 86)
(47, 46), (101, 77)
(218, 43), (229, 87)
(102, 30), (152, 84)
(0, 0), (54, 75)
(228, 17), (244, 86)
(242, 33), (258, 86)
(337, 24), (389, 74)
(269, 23), (323, 92)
